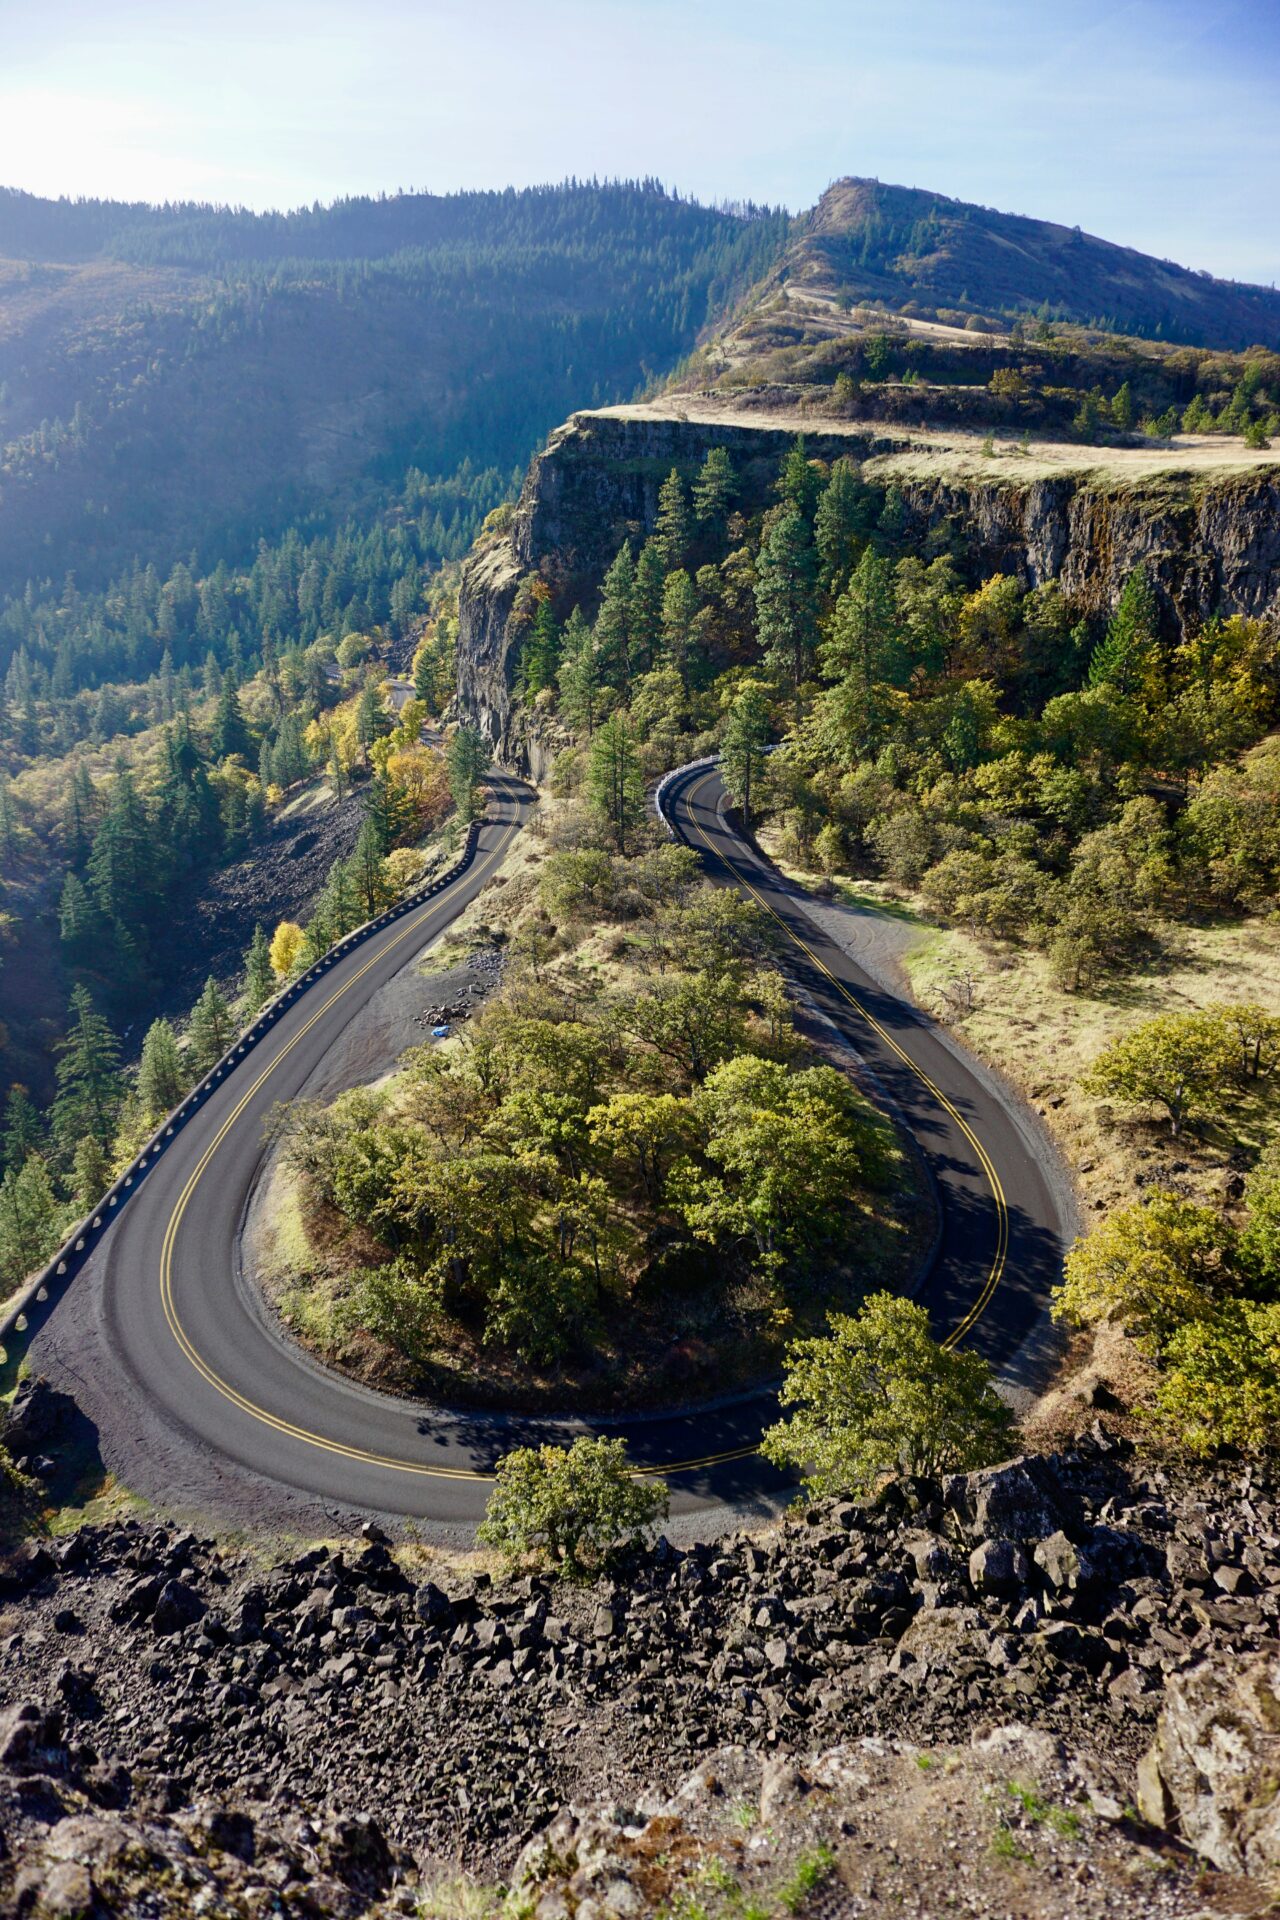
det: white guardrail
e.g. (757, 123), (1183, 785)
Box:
(0, 819), (482, 1359)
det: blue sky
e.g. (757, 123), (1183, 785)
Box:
(1, 0), (1277, 285)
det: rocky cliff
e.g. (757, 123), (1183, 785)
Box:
(5, 1395), (1280, 1912)
(456, 404), (1280, 773)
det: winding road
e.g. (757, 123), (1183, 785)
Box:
(20, 763), (1069, 1533)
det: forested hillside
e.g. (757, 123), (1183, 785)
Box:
(0, 181), (788, 606)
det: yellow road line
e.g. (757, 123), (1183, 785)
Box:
(681, 769), (1008, 1348)
(157, 765), (1008, 1501)
(160, 820), (521, 1483)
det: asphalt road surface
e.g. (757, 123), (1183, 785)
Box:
(23, 765), (1069, 1530)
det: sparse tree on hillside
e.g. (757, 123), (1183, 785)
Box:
(1053, 1189), (1232, 1350)
(243, 924), (274, 1013)
(659, 570), (699, 680)
(137, 1017), (185, 1124)
(210, 670), (252, 762)
(269, 922), (305, 979)
(1082, 1010), (1238, 1136)
(189, 977), (234, 1076)
(1, 1088), (41, 1178)
(585, 712), (644, 855)
(52, 985), (123, 1155)
(762, 1293), (1014, 1496)
(0, 1151), (62, 1289)
(557, 608), (603, 735)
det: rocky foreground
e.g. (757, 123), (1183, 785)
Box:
(4, 1391), (1280, 1914)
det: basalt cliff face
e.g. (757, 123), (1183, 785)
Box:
(456, 405), (1280, 774)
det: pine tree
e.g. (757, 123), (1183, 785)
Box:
(0, 1152), (61, 1288)
(814, 458), (866, 595)
(557, 608), (603, 735)
(521, 598), (561, 697)
(594, 545), (636, 692)
(586, 712), (644, 855)
(58, 871), (101, 963)
(692, 446), (736, 531)
(2, 1086), (41, 1176)
(53, 986), (123, 1155)
(350, 816), (390, 916)
(777, 436), (821, 517)
(630, 541), (666, 678)
(189, 977), (234, 1076)
(71, 1133), (111, 1211)
(824, 548), (900, 687)
(754, 507), (818, 699)
(210, 669), (252, 761)
(444, 727), (491, 825)
(137, 1018), (185, 1124)
(659, 570), (700, 679)
(1087, 564), (1163, 705)
(0, 773), (17, 868)
(721, 681), (771, 829)
(655, 469), (691, 570)
(243, 925), (274, 1013)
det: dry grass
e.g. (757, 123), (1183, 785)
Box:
(592, 398), (1280, 485)
(897, 909), (1280, 1220)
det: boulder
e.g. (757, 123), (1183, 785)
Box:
(1138, 1651), (1280, 1879)
(968, 1539), (1029, 1596)
(946, 1460), (1063, 1543)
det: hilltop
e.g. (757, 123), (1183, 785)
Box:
(737, 177), (1280, 350)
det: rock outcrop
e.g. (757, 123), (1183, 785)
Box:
(1139, 1651), (1280, 1882)
(456, 404), (1280, 771)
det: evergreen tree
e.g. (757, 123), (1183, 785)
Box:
(137, 1017), (185, 1123)
(444, 726), (491, 825)
(1087, 564), (1163, 704)
(53, 985), (123, 1155)
(243, 924), (275, 1014)
(58, 871), (101, 963)
(350, 816), (390, 917)
(586, 712), (644, 854)
(0, 1151), (61, 1288)
(630, 541), (666, 678)
(814, 458), (866, 595)
(823, 548), (901, 687)
(557, 608), (603, 735)
(660, 570), (700, 679)
(721, 681), (771, 829)
(655, 468), (691, 569)
(210, 669), (252, 761)
(0, 773), (17, 867)
(594, 544), (636, 692)
(189, 977), (234, 1075)
(355, 681), (388, 765)
(2, 1086), (42, 1176)
(754, 507), (818, 699)
(777, 436), (821, 517)
(521, 598), (561, 697)
(70, 1133), (111, 1211)
(692, 446), (737, 531)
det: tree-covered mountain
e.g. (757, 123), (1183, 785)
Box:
(0, 181), (788, 606)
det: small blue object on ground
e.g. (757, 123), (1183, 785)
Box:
(431, 1025), (450, 1039)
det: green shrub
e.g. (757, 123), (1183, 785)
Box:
(477, 1436), (668, 1577)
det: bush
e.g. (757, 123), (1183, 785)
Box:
(477, 1436), (668, 1577)
(1153, 1301), (1280, 1453)
(760, 1292), (1015, 1496)
(1053, 1190), (1233, 1350)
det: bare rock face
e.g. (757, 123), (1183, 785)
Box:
(1138, 1651), (1280, 1879)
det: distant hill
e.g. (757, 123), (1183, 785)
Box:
(0, 182), (787, 600)
(759, 178), (1280, 351)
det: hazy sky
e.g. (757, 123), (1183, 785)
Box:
(2, 0), (1277, 284)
